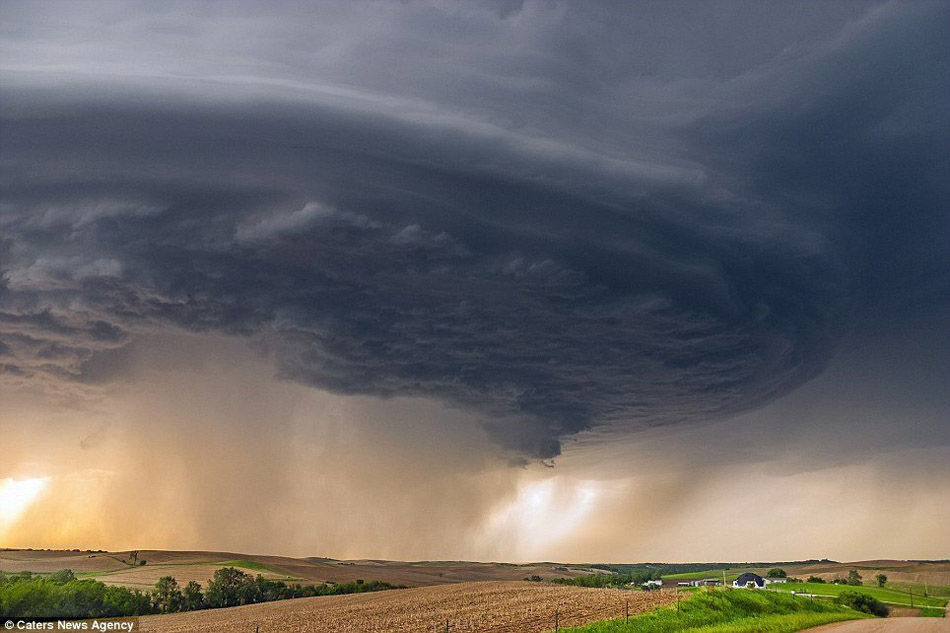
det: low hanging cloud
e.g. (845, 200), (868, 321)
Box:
(1, 1), (947, 457)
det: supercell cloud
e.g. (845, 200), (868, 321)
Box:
(1, 0), (948, 458)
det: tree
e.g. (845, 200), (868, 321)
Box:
(153, 576), (182, 613)
(767, 568), (787, 578)
(128, 551), (139, 566)
(205, 567), (252, 608)
(876, 574), (887, 587)
(847, 570), (863, 586)
(49, 569), (76, 583)
(238, 576), (262, 605)
(182, 581), (204, 611)
(807, 576), (826, 584)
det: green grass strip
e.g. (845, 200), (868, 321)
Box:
(687, 612), (869, 633)
(560, 588), (870, 633)
(769, 582), (946, 608)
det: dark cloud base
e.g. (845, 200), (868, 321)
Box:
(1, 1), (947, 457)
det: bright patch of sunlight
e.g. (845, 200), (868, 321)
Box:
(478, 477), (599, 559)
(0, 477), (49, 529)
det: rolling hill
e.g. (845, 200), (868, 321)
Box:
(0, 549), (602, 589)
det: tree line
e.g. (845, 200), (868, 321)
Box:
(0, 567), (401, 618)
(805, 570), (880, 587)
(549, 568), (662, 588)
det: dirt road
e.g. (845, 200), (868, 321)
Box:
(807, 618), (950, 633)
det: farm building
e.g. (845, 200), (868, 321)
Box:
(677, 578), (720, 587)
(732, 573), (766, 589)
(765, 578), (787, 584)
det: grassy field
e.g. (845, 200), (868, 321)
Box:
(560, 588), (870, 633)
(767, 582), (948, 610)
(888, 582), (950, 599)
(918, 607), (948, 617)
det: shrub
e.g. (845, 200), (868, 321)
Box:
(807, 576), (826, 583)
(767, 568), (787, 578)
(0, 573), (157, 618)
(835, 591), (889, 617)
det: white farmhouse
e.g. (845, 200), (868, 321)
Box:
(732, 573), (766, 589)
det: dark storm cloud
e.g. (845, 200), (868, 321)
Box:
(1, 1), (947, 456)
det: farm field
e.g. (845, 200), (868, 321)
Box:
(0, 549), (600, 589)
(890, 585), (950, 600)
(661, 562), (950, 588)
(134, 581), (678, 633)
(767, 582), (948, 610)
(792, 563), (950, 589)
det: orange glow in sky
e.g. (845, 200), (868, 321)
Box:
(0, 477), (48, 530)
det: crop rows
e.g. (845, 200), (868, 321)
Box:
(138, 581), (680, 632)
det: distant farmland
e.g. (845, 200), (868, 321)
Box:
(0, 549), (601, 589)
(660, 561), (950, 588)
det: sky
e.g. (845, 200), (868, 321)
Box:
(1, 0), (948, 562)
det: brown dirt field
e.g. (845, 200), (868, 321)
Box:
(135, 581), (679, 633)
(0, 549), (131, 573)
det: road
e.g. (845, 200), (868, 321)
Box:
(807, 618), (950, 633)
